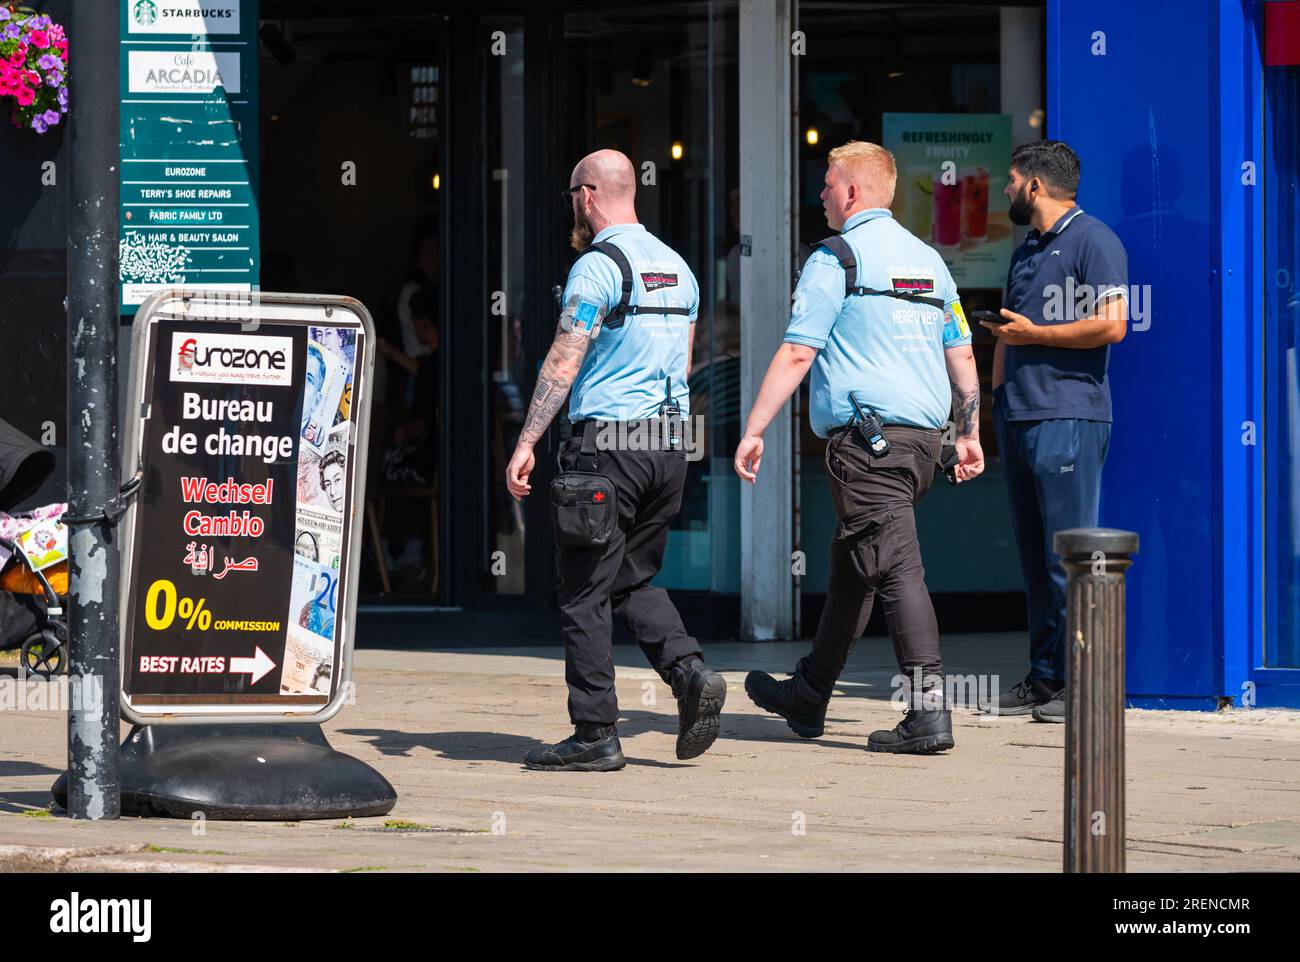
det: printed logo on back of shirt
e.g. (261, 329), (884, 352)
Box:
(640, 271), (679, 292)
(890, 275), (936, 296)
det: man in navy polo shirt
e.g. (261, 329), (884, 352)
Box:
(979, 140), (1128, 722)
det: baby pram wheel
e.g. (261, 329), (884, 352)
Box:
(20, 628), (66, 679)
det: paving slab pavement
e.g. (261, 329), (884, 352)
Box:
(1, 633), (1298, 872)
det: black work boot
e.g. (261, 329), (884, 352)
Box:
(744, 658), (829, 738)
(980, 674), (1063, 716)
(867, 706), (955, 754)
(523, 722), (626, 772)
(670, 658), (728, 760)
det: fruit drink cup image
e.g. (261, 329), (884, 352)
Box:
(906, 167), (933, 241)
(961, 167), (990, 241)
(932, 173), (962, 247)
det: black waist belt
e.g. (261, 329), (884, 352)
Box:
(569, 418), (682, 455)
(831, 422), (940, 437)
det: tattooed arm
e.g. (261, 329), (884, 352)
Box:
(947, 345), (980, 438)
(944, 344), (985, 483)
(519, 327), (591, 445)
(505, 324), (593, 499)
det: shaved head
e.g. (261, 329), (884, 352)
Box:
(571, 149), (637, 201)
(567, 149), (639, 251)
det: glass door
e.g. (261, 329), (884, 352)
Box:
(258, 6), (448, 604)
(556, 2), (741, 597)
(483, 18), (529, 597)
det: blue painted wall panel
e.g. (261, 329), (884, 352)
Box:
(1050, 0), (1220, 699)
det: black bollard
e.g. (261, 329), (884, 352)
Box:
(1053, 527), (1138, 873)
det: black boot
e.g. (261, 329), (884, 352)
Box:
(867, 706), (955, 754)
(744, 658), (829, 738)
(670, 658), (727, 760)
(523, 722), (626, 772)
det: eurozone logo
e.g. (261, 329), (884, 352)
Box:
(133, 0), (159, 27)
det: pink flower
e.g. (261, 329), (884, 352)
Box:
(30, 30), (49, 50)
(16, 84), (34, 106)
(25, 69), (39, 87)
(7, 50), (23, 68)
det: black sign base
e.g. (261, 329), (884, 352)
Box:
(51, 723), (396, 820)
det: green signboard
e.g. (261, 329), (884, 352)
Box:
(119, 0), (259, 314)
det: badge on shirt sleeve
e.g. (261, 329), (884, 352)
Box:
(943, 301), (972, 343)
(561, 294), (606, 339)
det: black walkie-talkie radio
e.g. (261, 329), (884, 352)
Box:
(660, 377), (682, 450)
(849, 393), (891, 458)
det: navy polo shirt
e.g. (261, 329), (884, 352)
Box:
(998, 207), (1128, 422)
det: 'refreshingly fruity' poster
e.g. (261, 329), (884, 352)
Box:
(883, 113), (1013, 290)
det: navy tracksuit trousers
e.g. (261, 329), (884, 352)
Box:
(993, 405), (1110, 685)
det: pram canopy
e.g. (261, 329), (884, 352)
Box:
(0, 416), (54, 513)
(0, 419), (59, 653)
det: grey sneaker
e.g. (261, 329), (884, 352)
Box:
(981, 674), (1063, 716)
(1031, 691), (1066, 723)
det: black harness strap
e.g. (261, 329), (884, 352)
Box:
(815, 234), (947, 309)
(580, 240), (694, 329)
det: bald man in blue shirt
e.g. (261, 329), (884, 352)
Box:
(506, 149), (726, 772)
(737, 141), (984, 754)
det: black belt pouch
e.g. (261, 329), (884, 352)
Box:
(550, 470), (619, 548)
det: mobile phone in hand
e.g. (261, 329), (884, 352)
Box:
(972, 309), (1009, 326)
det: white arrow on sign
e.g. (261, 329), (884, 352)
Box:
(229, 646), (277, 685)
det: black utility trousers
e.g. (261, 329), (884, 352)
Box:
(554, 427), (702, 725)
(803, 424), (945, 699)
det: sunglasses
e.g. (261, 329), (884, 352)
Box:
(560, 183), (596, 207)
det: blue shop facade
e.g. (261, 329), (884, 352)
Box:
(1055, 0), (1300, 707)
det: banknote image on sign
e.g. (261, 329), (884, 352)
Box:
(119, 291), (373, 722)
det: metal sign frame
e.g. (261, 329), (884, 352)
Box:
(120, 289), (374, 724)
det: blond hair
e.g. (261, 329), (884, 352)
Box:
(827, 141), (897, 204)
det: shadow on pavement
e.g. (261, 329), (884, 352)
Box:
(0, 760), (61, 778)
(0, 789), (56, 814)
(339, 727), (546, 763)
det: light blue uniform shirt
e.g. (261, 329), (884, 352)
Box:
(562, 223), (699, 422)
(784, 208), (971, 438)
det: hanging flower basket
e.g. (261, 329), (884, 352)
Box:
(0, 4), (68, 134)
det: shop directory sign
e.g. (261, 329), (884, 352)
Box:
(119, 291), (373, 723)
(118, 1), (259, 313)
(883, 113), (1013, 290)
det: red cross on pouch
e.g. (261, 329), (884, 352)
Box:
(593, 490), (606, 503)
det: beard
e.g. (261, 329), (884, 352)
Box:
(569, 210), (594, 252)
(1008, 184), (1035, 226)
